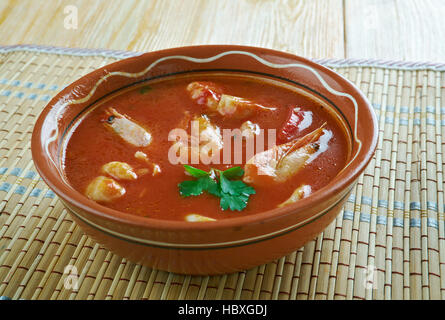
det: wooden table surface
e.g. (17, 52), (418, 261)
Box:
(0, 0), (444, 62)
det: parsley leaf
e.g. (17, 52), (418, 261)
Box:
(178, 176), (217, 197)
(218, 170), (256, 211)
(219, 173), (255, 196)
(221, 166), (244, 178)
(178, 179), (205, 197)
(177, 165), (256, 212)
(183, 165), (210, 178)
(220, 193), (250, 211)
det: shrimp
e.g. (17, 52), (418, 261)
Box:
(243, 124), (328, 186)
(278, 184), (312, 207)
(187, 81), (276, 119)
(195, 114), (224, 153)
(184, 214), (217, 222)
(217, 94), (275, 119)
(103, 107), (152, 147)
(85, 176), (126, 202)
(240, 120), (260, 139)
(101, 161), (138, 180)
(186, 82), (221, 111)
(170, 114), (223, 164)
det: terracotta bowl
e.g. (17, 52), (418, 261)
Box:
(31, 45), (378, 275)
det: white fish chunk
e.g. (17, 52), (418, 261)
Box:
(240, 120), (260, 139)
(101, 161), (138, 180)
(85, 176), (126, 202)
(171, 115), (223, 163)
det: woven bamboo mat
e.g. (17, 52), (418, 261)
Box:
(0, 45), (444, 300)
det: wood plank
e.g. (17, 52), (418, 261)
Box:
(0, 0), (345, 59)
(345, 0), (445, 62)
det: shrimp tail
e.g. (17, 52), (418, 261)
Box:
(286, 122), (326, 153)
(276, 123), (326, 168)
(244, 123), (329, 186)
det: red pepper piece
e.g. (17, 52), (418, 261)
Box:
(278, 107), (304, 143)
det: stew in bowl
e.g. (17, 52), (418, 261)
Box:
(32, 45), (377, 275)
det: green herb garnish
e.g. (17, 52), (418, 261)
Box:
(178, 165), (256, 211)
(183, 164), (210, 178)
(139, 85), (152, 94)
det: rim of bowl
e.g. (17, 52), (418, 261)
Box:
(31, 44), (378, 233)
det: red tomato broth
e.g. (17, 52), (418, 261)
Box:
(62, 74), (349, 221)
